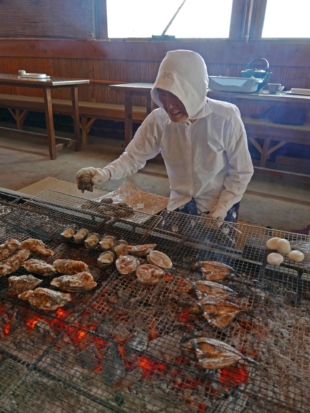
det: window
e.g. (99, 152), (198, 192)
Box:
(262, 0), (310, 38)
(106, 0), (233, 39)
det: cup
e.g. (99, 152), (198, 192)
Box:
(268, 83), (285, 94)
(18, 70), (26, 76)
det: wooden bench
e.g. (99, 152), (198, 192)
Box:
(0, 93), (147, 144)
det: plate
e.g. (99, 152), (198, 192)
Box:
(19, 73), (50, 79)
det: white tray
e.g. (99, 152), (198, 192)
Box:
(19, 73), (50, 79)
(287, 88), (310, 96)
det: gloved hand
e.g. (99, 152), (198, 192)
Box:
(76, 167), (110, 193)
(209, 207), (227, 228)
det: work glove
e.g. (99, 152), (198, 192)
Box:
(209, 207), (227, 228)
(76, 167), (110, 193)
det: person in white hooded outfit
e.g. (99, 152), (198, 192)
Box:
(76, 50), (254, 226)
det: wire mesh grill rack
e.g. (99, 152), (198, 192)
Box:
(0, 189), (309, 413)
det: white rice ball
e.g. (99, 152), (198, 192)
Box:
(267, 253), (284, 266)
(266, 237), (280, 250)
(288, 250), (305, 263)
(276, 238), (291, 255)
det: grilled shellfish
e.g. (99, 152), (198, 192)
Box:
(23, 259), (57, 276)
(127, 244), (157, 257)
(77, 171), (93, 193)
(192, 260), (238, 280)
(116, 255), (139, 275)
(19, 288), (71, 311)
(73, 228), (89, 244)
(61, 227), (76, 242)
(99, 235), (116, 251)
(20, 238), (54, 256)
(53, 259), (89, 275)
(187, 280), (235, 299)
(0, 249), (31, 276)
(97, 251), (116, 269)
(147, 250), (172, 269)
(50, 272), (97, 292)
(136, 264), (165, 284)
(0, 239), (21, 261)
(84, 233), (100, 249)
(8, 274), (43, 295)
(114, 240), (128, 257)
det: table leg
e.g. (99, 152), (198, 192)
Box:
(124, 91), (133, 146)
(71, 86), (81, 151)
(260, 138), (271, 167)
(43, 88), (56, 160)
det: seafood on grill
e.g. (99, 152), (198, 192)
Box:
(77, 171), (93, 193)
(84, 233), (100, 249)
(23, 259), (57, 276)
(73, 228), (89, 244)
(100, 197), (113, 204)
(8, 274), (43, 295)
(184, 337), (252, 369)
(113, 203), (134, 218)
(0, 239), (21, 261)
(50, 272), (97, 292)
(0, 249), (31, 276)
(267, 252), (283, 266)
(53, 259), (89, 275)
(61, 227), (76, 242)
(178, 279), (235, 299)
(20, 238), (54, 256)
(114, 240), (128, 256)
(147, 250), (172, 269)
(189, 297), (243, 328)
(18, 287), (71, 311)
(116, 255), (139, 275)
(192, 260), (238, 280)
(127, 244), (157, 257)
(136, 264), (165, 284)
(97, 251), (116, 268)
(99, 235), (116, 251)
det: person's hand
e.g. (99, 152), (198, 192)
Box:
(76, 167), (110, 193)
(209, 208), (227, 228)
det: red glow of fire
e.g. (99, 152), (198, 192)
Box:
(26, 315), (41, 330)
(165, 275), (172, 281)
(2, 323), (11, 336)
(137, 355), (167, 378)
(56, 307), (70, 319)
(220, 365), (248, 388)
(178, 308), (190, 324)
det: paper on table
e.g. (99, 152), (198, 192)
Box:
(289, 88), (310, 96)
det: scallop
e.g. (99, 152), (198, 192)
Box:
(116, 255), (139, 275)
(61, 227), (76, 242)
(73, 228), (89, 244)
(99, 235), (116, 251)
(97, 251), (116, 268)
(276, 238), (291, 255)
(147, 250), (172, 269)
(84, 233), (100, 249)
(266, 237), (280, 250)
(267, 252), (284, 266)
(127, 244), (157, 257)
(114, 240), (128, 256)
(288, 250), (305, 263)
(136, 264), (165, 285)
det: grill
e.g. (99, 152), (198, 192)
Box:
(0, 189), (309, 413)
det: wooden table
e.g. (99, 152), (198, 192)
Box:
(0, 74), (90, 159)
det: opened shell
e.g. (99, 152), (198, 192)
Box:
(99, 235), (116, 251)
(136, 264), (165, 285)
(97, 251), (116, 269)
(127, 244), (157, 257)
(84, 233), (100, 249)
(73, 228), (89, 244)
(147, 250), (172, 269)
(116, 255), (139, 275)
(114, 240), (128, 256)
(61, 227), (76, 242)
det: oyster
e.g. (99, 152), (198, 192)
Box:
(0, 249), (31, 276)
(77, 171), (93, 193)
(127, 244), (157, 257)
(18, 288), (71, 311)
(23, 259), (57, 276)
(147, 250), (172, 269)
(184, 337), (251, 369)
(100, 197), (113, 204)
(114, 240), (128, 257)
(61, 227), (76, 242)
(97, 251), (116, 269)
(73, 228), (89, 244)
(136, 264), (165, 285)
(84, 233), (100, 249)
(50, 272), (97, 292)
(99, 235), (116, 251)
(116, 255), (139, 275)
(8, 274), (43, 295)
(20, 238), (54, 256)
(192, 260), (238, 280)
(53, 259), (89, 275)
(0, 239), (21, 261)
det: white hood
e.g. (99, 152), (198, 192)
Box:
(151, 50), (209, 119)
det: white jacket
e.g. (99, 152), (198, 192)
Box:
(105, 50), (254, 214)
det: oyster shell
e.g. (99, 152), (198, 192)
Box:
(23, 259), (57, 276)
(113, 203), (134, 218)
(19, 288), (71, 311)
(77, 172), (93, 193)
(100, 197), (113, 204)
(97, 251), (116, 268)
(61, 227), (76, 242)
(99, 235), (116, 251)
(8, 274), (43, 295)
(127, 244), (157, 257)
(114, 240), (128, 257)
(136, 264), (165, 285)
(0, 249), (31, 276)
(20, 238), (54, 256)
(116, 255), (139, 275)
(73, 228), (89, 244)
(147, 250), (172, 269)
(50, 272), (97, 292)
(84, 233), (100, 249)
(53, 259), (89, 275)
(0, 239), (21, 261)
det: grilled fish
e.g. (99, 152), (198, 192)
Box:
(50, 272), (97, 292)
(194, 280), (235, 299)
(53, 259), (89, 275)
(192, 260), (239, 280)
(8, 274), (43, 295)
(23, 259), (57, 276)
(0, 239), (21, 261)
(20, 238), (54, 256)
(18, 287), (71, 311)
(0, 249), (30, 276)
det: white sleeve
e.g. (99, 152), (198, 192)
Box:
(104, 115), (161, 180)
(216, 115), (254, 213)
